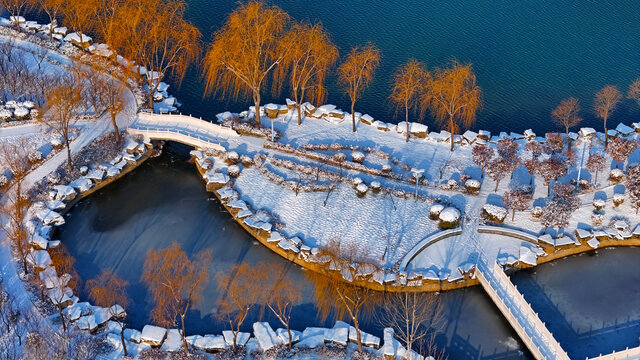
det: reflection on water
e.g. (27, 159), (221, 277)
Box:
(58, 145), (639, 359)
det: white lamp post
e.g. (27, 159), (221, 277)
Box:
(411, 168), (424, 197)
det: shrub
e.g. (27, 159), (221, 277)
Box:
(439, 207), (461, 229)
(593, 199), (606, 210)
(613, 194), (624, 207)
(352, 177), (363, 187)
(429, 204), (444, 220)
(381, 165), (392, 174)
(482, 204), (508, 223)
(591, 212), (604, 227)
(356, 183), (368, 197)
(531, 206), (543, 219)
(465, 179), (481, 194)
(240, 155), (253, 167)
(225, 151), (240, 164)
(610, 169), (624, 183)
(370, 181), (381, 193)
(228, 165), (241, 177)
(332, 153), (346, 163)
(351, 151), (365, 163)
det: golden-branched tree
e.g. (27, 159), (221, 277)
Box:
(37, 0), (65, 39)
(142, 242), (210, 356)
(204, 0), (289, 126)
(390, 59), (430, 142)
(551, 97), (582, 150)
(274, 22), (338, 125)
(628, 78), (640, 105)
(338, 44), (380, 133)
(49, 246), (80, 332)
(307, 243), (380, 353)
(594, 85), (622, 146)
(263, 263), (301, 349)
(91, 0), (125, 57)
(38, 74), (85, 171)
(87, 270), (129, 356)
(132, 0), (200, 109)
(0, 140), (33, 276)
(421, 60), (481, 152)
(0, 0), (35, 31)
(216, 262), (267, 351)
(62, 0), (99, 48)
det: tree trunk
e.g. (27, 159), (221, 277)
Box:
(566, 128), (571, 150)
(287, 324), (292, 350)
(180, 315), (189, 356)
(494, 179), (500, 192)
(449, 119), (455, 152)
(233, 329), (238, 351)
(351, 101), (356, 132)
(405, 102), (410, 143)
(604, 116), (608, 147)
(65, 137), (73, 171)
(121, 327), (128, 356)
(111, 113), (120, 142)
(353, 318), (363, 353)
(547, 183), (551, 197)
(530, 173), (534, 185)
(58, 303), (66, 332)
(512, 209), (515, 221)
(254, 91), (261, 125)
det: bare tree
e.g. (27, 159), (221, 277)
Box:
(628, 78), (640, 105)
(390, 59), (430, 142)
(0, 0), (35, 31)
(38, 0), (65, 39)
(142, 241), (210, 356)
(606, 137), (637, 170)
(263, 263), (301, 349)
(472, 144), (494, 179)
(523, 142), (542, 185)
(585, 152), (606, 185)
(204, 0), (288, 125)
(61, 0), (98, 48)
(307, 242), (380, 353)
(537, 156), (568, 196)
(497, 138), (520, 179)
(338, 44), (381, 133)
(275, 22), (338, 125)
(38, 74), (85, 171)
(87, 269), (129, 356)
(626, 165), (640, 214)
(79, 65), (126, 142)
(421, 60), (481, 152)
(49, 247), (80, 332)
(486, 157), (509, 192)
(217, 262), (266, 351)
(551, 97), (581, 150)
(594, 85), (622, 146)
(502, 189), (531, 221)
(378, 292), (443, 360)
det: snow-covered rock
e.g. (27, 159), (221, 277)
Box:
(348, 326), (380, 348)
(86, 169), (105, 182)
(222, 331), (250, 347)
(28, 250), (52, 269)
(252, 322), (282, 351)
(160, 329), (183, 352)
(439, 207), (461, 225)
(141, 325), (167, 346)
(76, 315), (98, 332)
(192, 334), (227, 351)
(53, 185), (76, 201)
(483, 204), (508, 222)
(324, 323), (348, 345)
(69, 177), (93, 193)
(276, 328), (301, 344)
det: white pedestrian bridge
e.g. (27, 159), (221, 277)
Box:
(126, 112), (238, 152)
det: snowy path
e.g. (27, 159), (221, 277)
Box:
(0, 35), (138, 338)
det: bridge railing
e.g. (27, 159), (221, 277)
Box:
(127, 126), (226, 152)
(476, 258), (570, 359)
(587, 345), (640, 360)
(138, 112), (239, 138)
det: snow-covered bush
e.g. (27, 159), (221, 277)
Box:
(393, 189), (406, 198)
(482, 204), (508, 223)
(429, 204), (444, 220)
(465, 179), (481, 194)
(356, 183), (368, 197)
(440, 179), (459, 191)
(51, 138), (63, 148)
(240, 155), (253, 167)
(351, 151), (365, 163)
(352, 177), (363, 187)
(228, 165), (241, 177)
(225, 151), (239, 164)
(610, 169), (624, 183)
(381, 164), (392, 174)
(332, 152), (346, 163)
(28, 150), (43, 164)
(370, 181), (381, 193)
(593, 199), (606, 210)
(591, 212), (604, 227)
(0, 108), (12, 121)
(439, 207), (461, 229)
(531, 206), (543, 219)
(13, 106), (29, 120)
(0, 175), (8, 187)
(613, 194), (625, 207)
(47, 172), (60, 185)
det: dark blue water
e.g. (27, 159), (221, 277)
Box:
(173, 0), (640, 136)
(58, 147), (640, 359)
